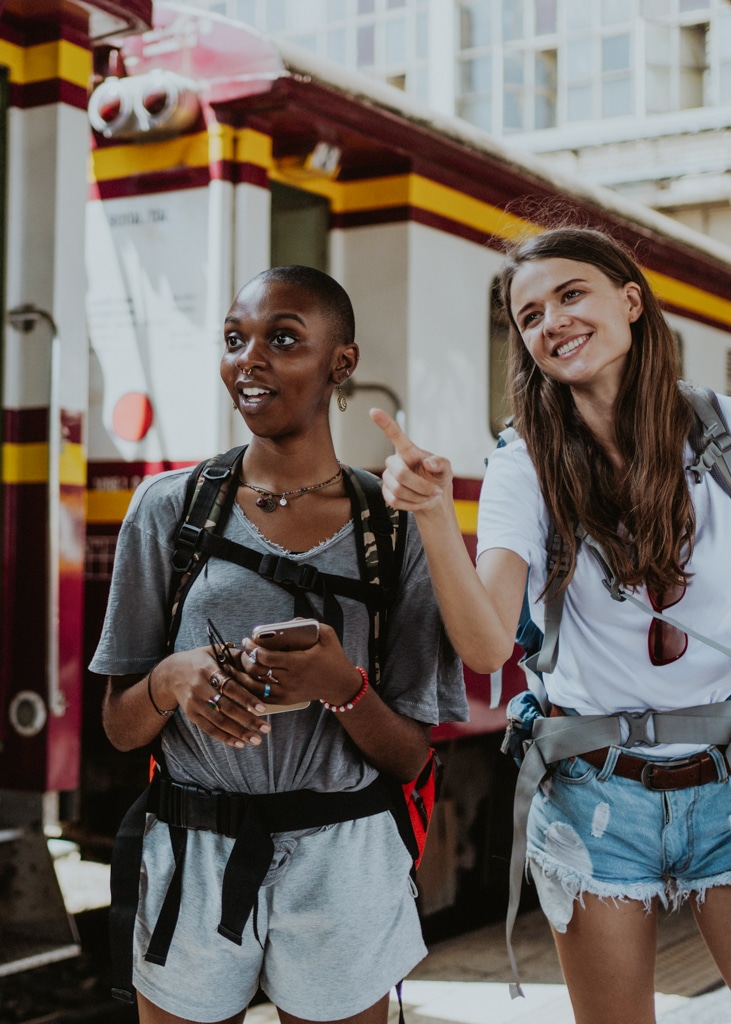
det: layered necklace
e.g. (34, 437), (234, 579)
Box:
(240, 462), (343, 512)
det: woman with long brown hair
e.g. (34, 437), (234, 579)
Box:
(372, 227), (731, 1024)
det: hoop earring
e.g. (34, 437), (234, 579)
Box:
(336, 385), (347, 412)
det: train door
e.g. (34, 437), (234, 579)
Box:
(270, 182), (329, 271)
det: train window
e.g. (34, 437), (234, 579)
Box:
(489, 277), (511, 439)
(85, 536), (118, 581)
(270, 182), (329, 272)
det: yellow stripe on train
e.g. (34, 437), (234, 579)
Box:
(86, 490), (134, 524)
(0, 39), (90, 88)
(2, 442), (86, 486)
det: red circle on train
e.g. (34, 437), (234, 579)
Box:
(112, 393), (154, 441)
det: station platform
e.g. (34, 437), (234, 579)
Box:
(250, 903), (731, 1024)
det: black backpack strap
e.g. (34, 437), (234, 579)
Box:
(342, 466), (405, 689)
(167, 446), (247, 649)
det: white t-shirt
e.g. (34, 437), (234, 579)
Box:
(477, 394), (731, 756)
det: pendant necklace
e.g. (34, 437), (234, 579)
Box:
(240, 463), (342, 512)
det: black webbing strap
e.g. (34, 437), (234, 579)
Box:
(110, 773), (400, 1001)
(109, 785), (150, 1003)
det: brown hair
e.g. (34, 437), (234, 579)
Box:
(499, 227), (695, 595)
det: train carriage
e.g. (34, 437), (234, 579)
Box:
(4, 0), (731, 974)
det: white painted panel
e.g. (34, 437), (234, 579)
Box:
(85, 188), (223, 462)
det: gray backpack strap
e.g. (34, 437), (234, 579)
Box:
(505, 701), (731, 997)
(580, 532), (731, 660)
(680, 381), (731, 496)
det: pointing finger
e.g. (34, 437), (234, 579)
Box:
(369, 407), (427, 466)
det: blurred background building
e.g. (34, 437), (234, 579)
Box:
(170, 0), (731, 245)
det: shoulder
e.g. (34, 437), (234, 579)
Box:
(123, 466), (194, 530)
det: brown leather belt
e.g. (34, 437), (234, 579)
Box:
(578, 747), (722, 790)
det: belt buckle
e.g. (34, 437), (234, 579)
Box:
(640, 756), (698, 791)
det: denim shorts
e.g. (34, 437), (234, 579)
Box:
(526, 746), (731, 933)
(133, 810), (425, 1022)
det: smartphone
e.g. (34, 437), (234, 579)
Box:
(251, 618), (320, 651)
(250, 618), (319, 713)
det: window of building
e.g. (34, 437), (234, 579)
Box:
(266, 0), (287, 32)
(358, 0), (375, 14)
(502, 0), (524, 41)
(503, 51), (526, 129)
(645, 22), (673, 114)
(385, 17), (406, 63)
(680, 0), (709, 11)
(534, 0), (556, 36)
(327, 27), (347, 61)
(535, 48), (557, 127)
(564, 0), (592, 30)
(602, 33), (633, 116)
(679, 22), (708, 108)
(357, 22), (375, 65)
(601, 0), (632, 25)
(235, 0), (256, 23)
(460, 1), (492, 49)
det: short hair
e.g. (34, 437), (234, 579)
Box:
(251, 265), (355, 347)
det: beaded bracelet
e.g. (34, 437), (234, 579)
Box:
(147, 664), (177, 718)
(320, 667), (369, 713)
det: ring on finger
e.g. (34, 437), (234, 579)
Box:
(207, 692), (224, 712)
(262, 682), (272, 699)
(248, 646), (260, 665)
(209, 672), (223, 690)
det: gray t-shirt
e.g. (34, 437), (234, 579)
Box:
(90, 467), (467, 794)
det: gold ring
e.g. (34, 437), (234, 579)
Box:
(210, 673), (222, 690)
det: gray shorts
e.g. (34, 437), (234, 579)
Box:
(133, 810), (426, 1022)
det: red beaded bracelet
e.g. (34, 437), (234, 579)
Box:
(320, 667), (369, 713)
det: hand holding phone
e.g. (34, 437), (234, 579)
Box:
(251, 618), (319, 651)
(250, 618), (320, 713)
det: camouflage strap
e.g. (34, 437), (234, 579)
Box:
(342, 466), (404, 690)
(167, 447), (246, 650)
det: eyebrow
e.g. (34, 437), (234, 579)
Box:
(515, 278), (589, 320)
(224, 312), (307, 327)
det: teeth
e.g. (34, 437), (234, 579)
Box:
(242, 387), (270, 396)
(556, 335), (589, 357)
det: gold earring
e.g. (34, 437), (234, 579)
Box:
(232, 401), (237, 410)
(336, 385), (347, 412)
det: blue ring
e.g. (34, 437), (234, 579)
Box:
(263, 682), (272, 699)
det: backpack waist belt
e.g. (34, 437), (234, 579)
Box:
(505, 701), (731, 1000)
(110, 771), (398, 1004)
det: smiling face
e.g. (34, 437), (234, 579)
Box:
(509, 257), (643, 397)
(220, 276), (358, 441)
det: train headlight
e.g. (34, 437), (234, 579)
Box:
(88, 77), (135, 138)
(89, 71), (200, 140)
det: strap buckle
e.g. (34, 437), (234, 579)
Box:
(640, 756), (700, 791)
(620, 709), (659, 747)
(258, 554), (321, 591)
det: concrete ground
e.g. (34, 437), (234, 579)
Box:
(248, 904), (731, 1024)
(47, 850), (731, 1024)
